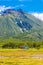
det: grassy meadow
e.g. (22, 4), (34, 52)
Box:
(0, 49), (43, 65)
(0, 38), (43, 65)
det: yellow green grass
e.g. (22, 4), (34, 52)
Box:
(0, 48), (43, 65)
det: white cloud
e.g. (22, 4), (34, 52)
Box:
(0, 5), (14, 12)
(0, 5), (24, 12)
(0, 5), (5, 12)
(32, 13), (43, 21)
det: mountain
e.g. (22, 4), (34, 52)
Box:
(0, 8), (43, 41)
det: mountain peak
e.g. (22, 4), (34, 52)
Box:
(0, 8), (15, 15)
(0, 8), (25, 16)
(17, 9), (24, 14)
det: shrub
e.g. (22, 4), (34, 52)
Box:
(2, 42), (17, 48)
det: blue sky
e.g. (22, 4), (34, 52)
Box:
(0, 0), (43, 20)
(0, 0), (43, 12)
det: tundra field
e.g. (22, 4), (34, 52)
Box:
(0, 49), (43, 65)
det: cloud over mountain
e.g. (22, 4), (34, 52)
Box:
(0, 5), (24, 12)
(32, 13), (43, 21)
(0, 5), (43, 21)
(0, 6), (14, 12)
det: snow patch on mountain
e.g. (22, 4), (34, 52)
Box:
(20, 28), (23, 33)
(20, 20), (22, 24)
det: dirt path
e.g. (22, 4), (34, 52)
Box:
(0, 54), (43, 59)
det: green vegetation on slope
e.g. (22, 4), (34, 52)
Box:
(0, 9), (43, 41)
(0, 37), (43, 49)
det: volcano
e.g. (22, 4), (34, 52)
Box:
(0, 9), (43, 41)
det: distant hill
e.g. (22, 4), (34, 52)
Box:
(0, 8), (43, 41)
